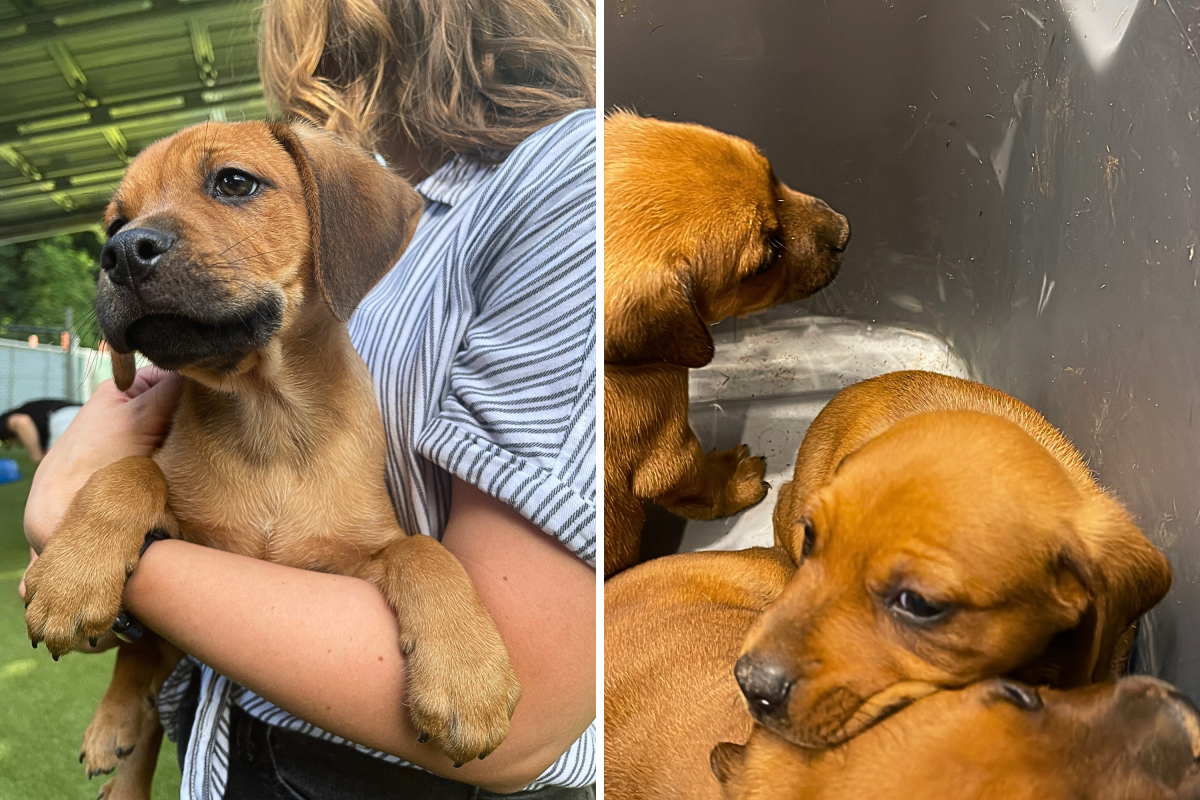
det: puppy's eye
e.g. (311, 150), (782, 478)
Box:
(105, 218), (127, 238)
(214, 170), (259, 198)
(799, 518), (816, 561)
(993, 680), (1043, 712)
(891, 590), (949, 622)
(753, 232), (785, 276)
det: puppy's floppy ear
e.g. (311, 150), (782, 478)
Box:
(604, 266), (714, 368)
(269, 121), (424, 321)
(710, 741), (746, 785)
(1054, 496), (1172, 685)
(112, 351), (136, 392)
(771, 479), (801, 553)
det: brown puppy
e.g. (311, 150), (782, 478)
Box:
(714, 677), (1200, 800)
(605, 548), (791, 800)
(738, 370), (1171, 748)
(603, 112), (850, 576)
(605, 372), (1170, 800)
(22, 121), (521, 796)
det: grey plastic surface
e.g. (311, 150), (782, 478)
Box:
(609, 0), (1200, 694)
(684, 316), (969, 553)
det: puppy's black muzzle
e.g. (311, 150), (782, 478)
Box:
(96, 222), (285, 372)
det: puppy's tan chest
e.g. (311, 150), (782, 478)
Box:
(154, 442), (398, 574)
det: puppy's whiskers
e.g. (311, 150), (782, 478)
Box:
(216, 232), (260, 259)
(218, 249), (289, 267)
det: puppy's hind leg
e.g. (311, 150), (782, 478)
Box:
(360, 533), (521, 766)
(84, 637), (182, 800)
(95, 717), (162, 800)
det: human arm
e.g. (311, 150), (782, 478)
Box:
(121, 478), (593, 792)
(26, 385), (594, 795)
(7, 413), (44, 462)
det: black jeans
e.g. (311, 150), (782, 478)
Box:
(176, 671), (594, 800)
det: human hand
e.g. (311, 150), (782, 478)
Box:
(24, 367), (183, 553)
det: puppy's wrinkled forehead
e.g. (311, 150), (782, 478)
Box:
(107, 123), (302, 228)
(822, 411), (1081, 556)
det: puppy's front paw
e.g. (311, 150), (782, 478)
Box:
(727, 446), (769, 511)
(24, 547), (130, 658)
(404, 624), (522, 765)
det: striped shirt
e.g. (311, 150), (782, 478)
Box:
(159, 108), (598, 798)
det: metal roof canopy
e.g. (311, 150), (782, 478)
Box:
(0, 0), (266, 245)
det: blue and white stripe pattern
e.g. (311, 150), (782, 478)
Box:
(159, 108), (597, 798)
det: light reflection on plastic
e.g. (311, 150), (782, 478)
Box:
(1059, 0), (1139, 72)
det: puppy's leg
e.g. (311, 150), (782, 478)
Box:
(604, 474), (645, 577)
(646, 436), (768, 522)
(25, 456), (169, 656)
(83, 636), (183, 797)
(360, 533), (521, 765)
(95, 716), (163, 800)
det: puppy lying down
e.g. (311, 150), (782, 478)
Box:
(715, 676), (1200, 800)
(741, 370), (1171, 746)
(604, 370), (1171, 799)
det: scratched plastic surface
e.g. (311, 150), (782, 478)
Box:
(610, 0), (1200, 691)
(681, 315), (969, 552)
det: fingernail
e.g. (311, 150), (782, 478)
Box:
(31, 640), (36, 649)
(478, 752), (488, 761)
(417, 732), (429, 744)
(52, 654), (59, 662)
(78, 751), (84, 763)
(89, 637), (98, 647)
(453, 762), (463, 769)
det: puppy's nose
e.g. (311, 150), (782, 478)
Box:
(830, 214), (851, 253)
(101, 227), (174, 288)
(735, 654), (794, 722)
(1115, 677), (1200, 786)
(807, 198), (850, 254)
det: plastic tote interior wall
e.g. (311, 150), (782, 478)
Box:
(607, 0), (1200, 694)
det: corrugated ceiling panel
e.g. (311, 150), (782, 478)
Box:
(0, 0), (265, 243)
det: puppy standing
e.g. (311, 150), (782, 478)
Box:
(23, 121), (521, 798)
(603, 113), (850, 576)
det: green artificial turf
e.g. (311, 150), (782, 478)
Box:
(0, 449), (182, 800)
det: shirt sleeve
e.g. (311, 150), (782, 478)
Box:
(415, 110), (597, 566)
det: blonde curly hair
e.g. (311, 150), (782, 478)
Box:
(259, 0), (595, 167)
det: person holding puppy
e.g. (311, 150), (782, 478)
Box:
(22, 0), (596, 797)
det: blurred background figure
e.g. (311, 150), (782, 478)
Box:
(0, 398), (80, 464)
